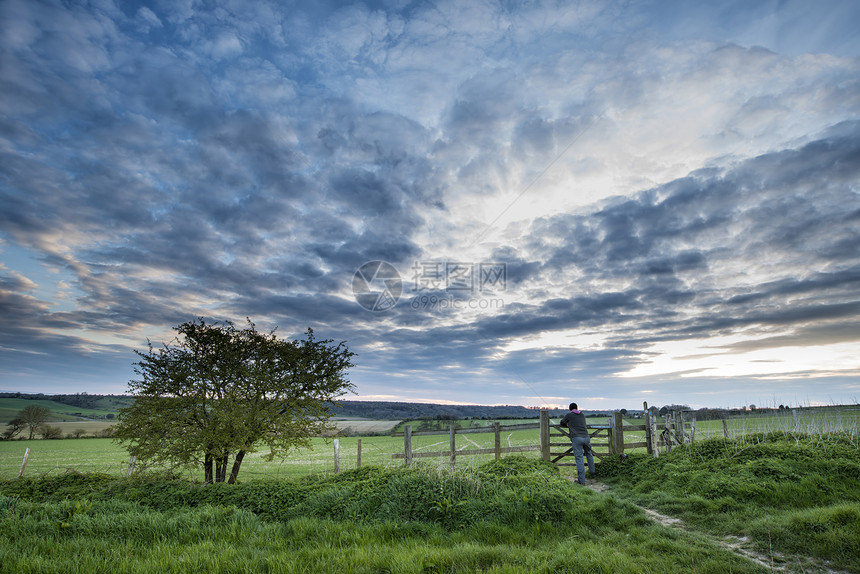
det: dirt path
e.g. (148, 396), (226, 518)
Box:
(576, 479), (844, 573)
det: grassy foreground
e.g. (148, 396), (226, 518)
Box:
(599, 432), (860, 573)
(1, 457), (768, 574)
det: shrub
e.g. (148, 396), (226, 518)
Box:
(41, 425), (64, 439)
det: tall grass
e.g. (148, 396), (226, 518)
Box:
(690, 407), (860, 444)
(0, 458), (770, 573)
(599, 432), (860, 572)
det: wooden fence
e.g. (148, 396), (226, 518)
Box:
(11, 410), (697, 478)
(392, 410), (697, 470)
(392, 422), (542, 470)
(8, 408), (846, 478)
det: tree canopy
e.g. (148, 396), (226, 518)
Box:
(113, 318), (356, 483)
(21, 405), (50, 440)
(2, 405), (50, 440)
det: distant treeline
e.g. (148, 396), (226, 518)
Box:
(0, 392), (131, 410)
(5, 393), (828, 422)
(1, 393), (581, 420)
(326, 401), (575, 420)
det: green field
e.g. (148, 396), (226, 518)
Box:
(0, 396), (130, 423)
(2, 408), (859, 572)
(2, 430), (858, 573)
(0, 425), (549, 481)
(5, 407), (858, 479)
(0, 398), (108, 423)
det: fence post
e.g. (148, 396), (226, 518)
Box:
(644, 411), (652, 455)
(18, 447), (30, 479)
(722, 418), (729, 439)
(494, 422), (501, 459)
(357, 439), (362, 468)
(333, 439), (340, 474)
(126, 456), (136, 478)
(690, 414), (696, 445)
(404, 425), (413, 466)
(449, 424), (456, 471)
(539, 410), (550, 461)
(672, 410), (684, 445)
(608, 414), (615, 455)
(664, 415), (672, 453)
(648, 412), (659, 458)
(609, 411), (624, 455)
(643, 403), (652, 456)
(792, 409), (800, 432)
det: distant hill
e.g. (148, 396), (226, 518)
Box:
(1, 392), (611, 423)
(327, 400), (608, 420)
(0, 394), (131, 423)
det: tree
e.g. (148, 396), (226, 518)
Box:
(2, 417), (25, 440)
(113, 318), (356, 483)
(20, 405), (51, 440)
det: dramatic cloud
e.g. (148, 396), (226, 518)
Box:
(1, 0), (859, 408)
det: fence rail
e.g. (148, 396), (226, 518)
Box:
(8, 408), (855, 479)
(392, 409), (708, 470)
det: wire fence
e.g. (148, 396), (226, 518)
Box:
(3, 407), (858, 480)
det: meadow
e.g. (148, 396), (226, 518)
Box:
(0, 456), (787, 574)
(3, 406), (858, 480)
(0, 425), (546, 481)
(1, 407), (858, 572)
(0, 396), (128, 423)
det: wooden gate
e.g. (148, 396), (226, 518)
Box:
(548, 422), (611, 466)
(539, 410), (688, 465)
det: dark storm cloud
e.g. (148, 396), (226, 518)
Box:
(2, 0), (860, 405)
(482, 123), (860, 353)
(333, 120), (860, 397)
(0, 2), (437, 341)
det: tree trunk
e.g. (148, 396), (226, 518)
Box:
(215, 454), (229, 482)
(227, 450), (246, 484)
(214, 456), (223, 482)
(204, 453), (214, 484)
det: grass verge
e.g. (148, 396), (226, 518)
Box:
(1, 457), (769, 573)
(598, 432), (860, 572)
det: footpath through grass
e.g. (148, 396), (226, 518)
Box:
(1, 457), (769, 574)
(599, 432), (860, 573)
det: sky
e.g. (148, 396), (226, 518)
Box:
(1, 0), (860, 410)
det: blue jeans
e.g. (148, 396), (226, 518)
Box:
(571, 436), (595, 485)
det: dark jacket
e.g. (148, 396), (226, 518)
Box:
(560, 410), (589, 438)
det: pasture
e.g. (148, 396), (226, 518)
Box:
(2, 407), (859, 572)
(3, 406), (858, 480)
(2, 431), (859, 573)
(0, 425), (547, 481)
(0, 396), (127, 422)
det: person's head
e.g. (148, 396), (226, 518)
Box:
(569, 402), (578, 411)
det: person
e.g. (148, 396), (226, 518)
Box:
(559, 402), (595, 485)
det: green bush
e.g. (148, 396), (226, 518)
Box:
(0, 457), (588, 532)
(0, 460), (773, 573)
